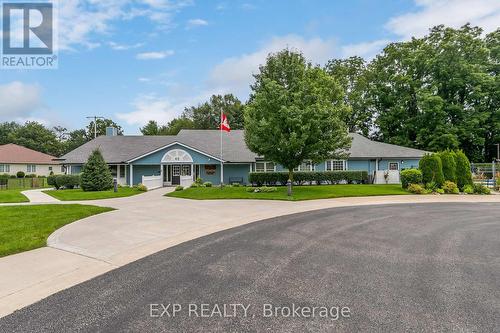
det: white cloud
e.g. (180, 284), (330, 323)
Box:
(341, 39), (391, 60)
(209, 34), (337, 97)
(187, 18), (209, 28)
(138, 77), (152, 82)
(116, 90), (215, 126)
(0, 82), (43, 120)
(56, 0), (193, 51)
(386, 0), (500, 39)
(136, 50), (175, 59)
(109, 41), (144, 50)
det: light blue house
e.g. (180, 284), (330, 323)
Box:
(59, 129), (428, 187)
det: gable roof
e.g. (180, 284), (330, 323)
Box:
(0, 143), (59, 164)
(59, 130), (428, 164)
(348, 133), (428, 158)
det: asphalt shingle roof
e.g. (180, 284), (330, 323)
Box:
(58, 130), (428, 164)
(0, 143), (59, 164)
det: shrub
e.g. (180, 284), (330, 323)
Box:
(441, 181), (459, 194)
(16, 171), (25, 178)
(137, 183), (148, 192)
(203, 182), (213, 187)
(175, 185), (184, 191)
(48, 174), (81, 189)
(248, 171), (368, 186)
(455, 150), (473, 189)
(436, 188), (445, 194)
(419, 154), (444, 186)
(462, 185), (474, 194)
(195, 177), (203, 185)
(400, 169), (422, 189)
(425, 181), (438, 192)
(473, 183), (490, 195)
(25, 174), (37, 178)
(247, 186), (277, 193)
(407, 183), (426, 194)
(439, 150), (457, 182)
(80, 149), (113, 192)
(232, 183), (241, 187)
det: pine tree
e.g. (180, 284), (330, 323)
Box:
(80, 149), (113, 191)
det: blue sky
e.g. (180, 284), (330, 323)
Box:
(1, 0), (499, 134)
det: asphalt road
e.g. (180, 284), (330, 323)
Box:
(1, 203), (499, 332)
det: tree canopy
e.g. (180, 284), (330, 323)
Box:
(244, 49), (351, 189)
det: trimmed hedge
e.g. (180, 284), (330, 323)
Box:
(48, 174), (81, 189)
(400, 169), (422, 189)
(439, 150), (457, 182)
(248, 171), (368, 186)
(455, 150), (473, 189)
(419, 154), (444, 186)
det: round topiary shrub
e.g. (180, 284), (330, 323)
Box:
(137, 183), (148, 192)
(400, 169), (422, 189)
(16, 171), (25, 178)
(454, 150), (473, 190)
(419, 154), (444, 186)
(80, 149), (113, 192)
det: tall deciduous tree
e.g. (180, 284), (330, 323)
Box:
(7, 121), (61, 156)
(86, 118), (123, 139)
(325, 56), (372, 136)
(367, 25), (499, 162)
(245, 49), (351, 193)
(183, 94), (244, 129)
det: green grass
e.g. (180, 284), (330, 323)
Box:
(167, 184), (409, 201)
(0, 189), (29, 203)
(43, 187), (144, 201)
(0, 204), (114, 257)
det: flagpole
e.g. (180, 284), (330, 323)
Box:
(220, 109), (223, 187)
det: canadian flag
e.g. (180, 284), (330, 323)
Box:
(220, 113), (231, 132)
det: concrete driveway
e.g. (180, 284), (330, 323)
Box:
(1, 188), (500, 317)
(1, 203), (499, 332)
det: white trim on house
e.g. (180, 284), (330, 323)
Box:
(254, 161), (276, 173)
(325, 160), (347, 171)
(388, 161), (400, 171)
(161, 149), (194, 164)
(127, 141), (224, 163)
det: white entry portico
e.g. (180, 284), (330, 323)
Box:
(161, 149), (195, 187)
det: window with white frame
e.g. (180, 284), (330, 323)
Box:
(27, 164), (36, 173)
(326, 160), (346, 171)
(255, 161), (275, 173)
(0, 164), (10, 173)
(388, 162), (399, 171)
(294, 161), (315, 172)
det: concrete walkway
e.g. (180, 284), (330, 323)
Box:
(1, 188), (500, 317)
(20, 188), (60, 203)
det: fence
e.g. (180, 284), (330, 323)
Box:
(471, 162), (499, 188)
(0, 177), (49, 190)
(141, 175), (162, 190)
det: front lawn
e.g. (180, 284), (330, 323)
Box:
(0, 189), (29, 203)
(43, 187), (144, 201)
(166, 184), (409, 201)
(0, 204), (114, 257)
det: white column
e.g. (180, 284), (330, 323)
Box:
(191, 164), (194, 181)
(117, 164), (121, 181)
(129, 164), (134, 186)
(160, 165), (164, 185)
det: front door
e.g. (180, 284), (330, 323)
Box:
(172, 165), (181, 185)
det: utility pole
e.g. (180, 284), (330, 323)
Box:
(86, 116), (105, 139)
(496, 143), (500, 162)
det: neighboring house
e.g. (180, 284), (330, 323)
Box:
(59, 129), (428, 188)
(0, 143), (63, 176)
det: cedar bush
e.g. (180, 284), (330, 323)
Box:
(400, 169), (422, 188)
(419, 154), (444, 186)
(439, 150), (457, 182)
(248, 171), (368, 186)
(80, 149), (113, 191)
(454, 150), (473, 189)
